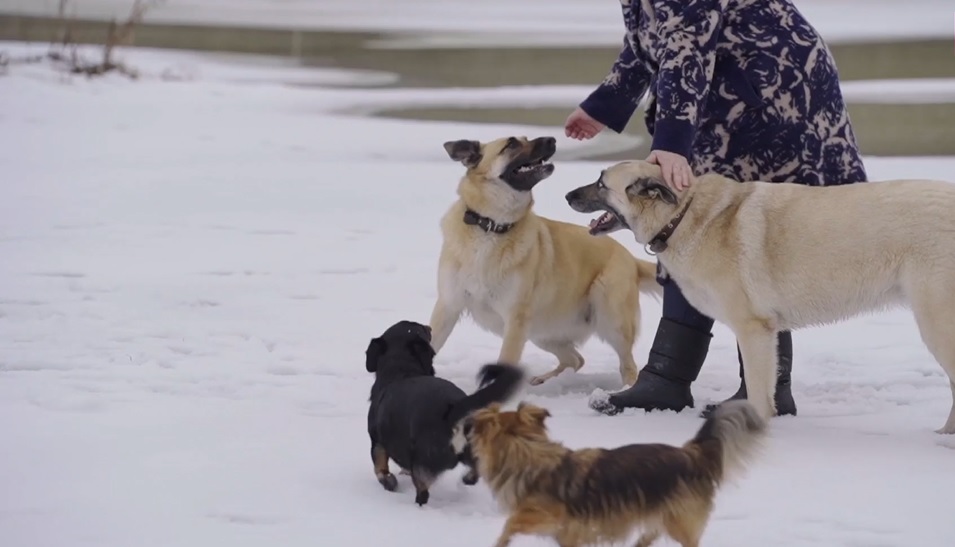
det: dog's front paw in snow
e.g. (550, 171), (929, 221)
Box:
(588, 388), (623, 416)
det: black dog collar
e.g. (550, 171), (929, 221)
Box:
(463, 209), (515, 234)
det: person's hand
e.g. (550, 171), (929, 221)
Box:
(564, 107), (605, 140)
(646, 150), (693, 191)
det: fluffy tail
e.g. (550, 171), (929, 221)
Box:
(635, 258), (663, 300)
(685, 400), (768, 484)
(445, 363), (525, 426)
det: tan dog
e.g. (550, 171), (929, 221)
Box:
(566, 160), (955, 434)
(429, 136), (662, 387)
(464, 400), (767, 547)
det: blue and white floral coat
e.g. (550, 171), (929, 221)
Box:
(581, 0), (868, 185)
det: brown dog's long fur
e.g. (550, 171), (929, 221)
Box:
(467, 401), (767, 547)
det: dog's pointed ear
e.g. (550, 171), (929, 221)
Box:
(443, 139), (482, 167)
(627, 176), (679, 205)
(408, 338), (436, 376)
(517, 402), (551, 426)
(365, 337), (386, 372)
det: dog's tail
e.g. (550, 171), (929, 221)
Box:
(683, 400), (768, 485)
(445, 363), (525, 426)
(635, 258), (663, 300)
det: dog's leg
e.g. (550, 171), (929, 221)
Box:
(733, 320), (779, 421)
(462, 465), (479, 486)
(528, 340), (584, 385)
(634, 531), (661, 547)
(498, 305), (531, 365)
(429, 296), (464, 355)
(662, 505), (710, 547)
(492, 505), (560, 547)
(909, 289), (955, 434)
(371, 443), (398, 492)
(458, 441), (480, 486)
(410, 467), (436, 506)
(593, 282), (641, 387)
(940, 381), (955, 435)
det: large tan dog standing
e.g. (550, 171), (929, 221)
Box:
(429, 136), (661, 387)
(565, 160), (955, 434)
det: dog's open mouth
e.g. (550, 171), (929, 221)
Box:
(509, 153), (554, 177)
(588, 209), (627, 235)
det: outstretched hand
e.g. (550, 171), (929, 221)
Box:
(564, 107), (606, 141)
(646, 150), (693, 191)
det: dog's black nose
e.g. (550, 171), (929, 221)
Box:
(565, 189), (578, 203)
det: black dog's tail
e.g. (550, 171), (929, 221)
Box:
(445, 363), (525, 426)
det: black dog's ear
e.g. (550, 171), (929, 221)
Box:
(365, 337), (386, 373)
(443, 139), (482, 167)
(408, 338), (436, 376)
(627, 176), (679, 205)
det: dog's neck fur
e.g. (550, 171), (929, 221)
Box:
(456, 176), (534, 229)
(649, 175), (746, 271)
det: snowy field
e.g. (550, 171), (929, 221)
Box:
(3, 42), (955, 547)
(2, 0), (954, 46)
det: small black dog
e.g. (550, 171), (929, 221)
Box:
(365, 319), (524, 506)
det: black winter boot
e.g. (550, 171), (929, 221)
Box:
(589, 318), (712, 416)
(700, 331), (796, 418)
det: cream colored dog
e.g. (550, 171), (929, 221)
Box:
(429, 137), (662, 387)
(565, 160), (955, 434)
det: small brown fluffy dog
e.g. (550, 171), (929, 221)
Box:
(465, 400), (767, 547)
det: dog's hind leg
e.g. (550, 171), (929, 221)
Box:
(410, 467), (437, 506)
(732, 320), (779, 421)
(528, 340), (584, 385)
(662, 501), (711, 547)
(908, 285), (955, 434)
(371, 443), (398, 492)
(492, 505), (561, 547)
(593, 282), (641, 387)
(634, 530), (661, 547)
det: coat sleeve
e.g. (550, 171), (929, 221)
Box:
(578, 36), (654, 134)
(648, 0), (728, 159)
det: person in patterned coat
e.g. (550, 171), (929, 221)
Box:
(565, 0), (869, 418)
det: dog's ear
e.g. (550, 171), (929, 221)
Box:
(443, 139), (482, 167)
(365, 337), (386, 372)
(517, 402), (551, 426)
(627, 176), (679, 205)
(408, 338), (436, 376)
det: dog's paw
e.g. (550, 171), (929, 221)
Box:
(462, 470), (479, 486)
(415, 490), (430, 506)
(378, 473), (398, 492)
(529, 374), (551, 386)
(588, 389), (623, 416)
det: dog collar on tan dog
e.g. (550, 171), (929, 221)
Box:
(463, 209), (515, 234)
(645, 197), (694, 256)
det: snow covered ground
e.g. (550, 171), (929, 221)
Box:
(2, 0), (954, 46)
(2, 42), (955, 547)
